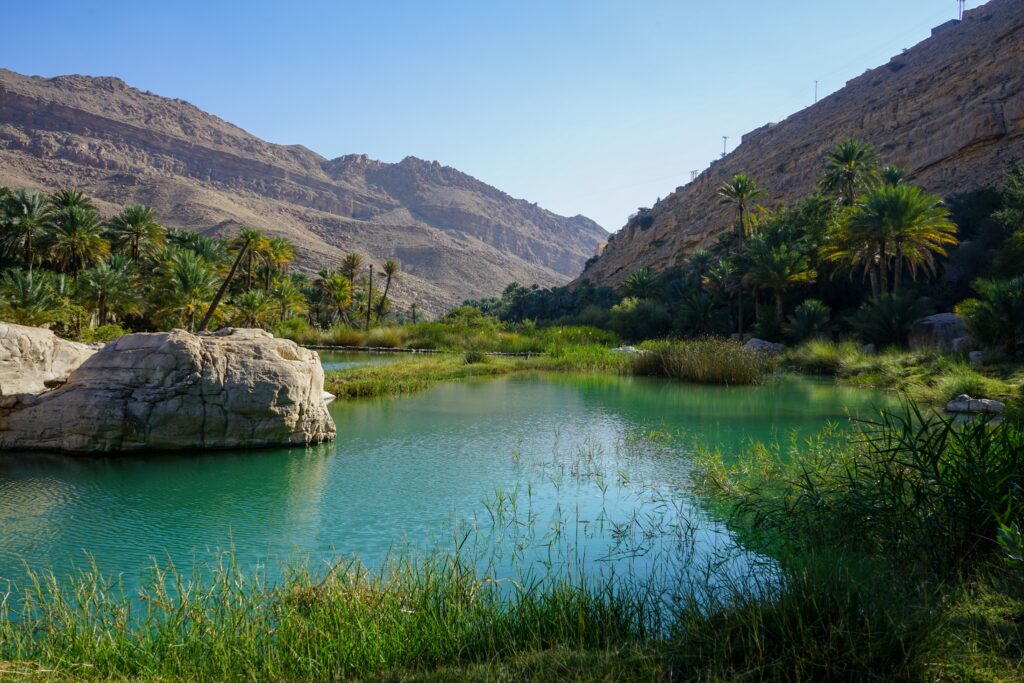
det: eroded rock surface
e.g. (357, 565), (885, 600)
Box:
(0, 328), (336, 453)
(0, 322), (98, 395)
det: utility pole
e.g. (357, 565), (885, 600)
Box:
(814, 80), (819, 103)
(690, 170), (699, 182)
(958, 0), (965, 20)
(721, 136), (728, 158)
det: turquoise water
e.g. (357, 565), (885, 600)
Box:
(0, 368), (893, 595)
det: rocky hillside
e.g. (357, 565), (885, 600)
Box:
(0, 70), (605, 314)
(581, 0), (1024, 287)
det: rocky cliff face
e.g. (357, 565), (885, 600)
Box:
(0, 71), (606, 314)
(581, 0), (1024, 287)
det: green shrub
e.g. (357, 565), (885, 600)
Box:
(957, 275), (1024, 358)
(78, 323), (128, 343)
(786, 299), (831, 342)
(848, 291), (931, 347)
(463, 349), (487, 364)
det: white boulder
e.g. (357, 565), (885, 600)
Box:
(0, 322), (99, 395)
(944, 394), (1005, 415)
(0, 328), (336, 453)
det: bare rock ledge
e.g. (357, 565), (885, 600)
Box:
(0, 327), (336, 453)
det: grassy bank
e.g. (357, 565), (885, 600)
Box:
(3, 409), (1022, 680)
(323, 338), (777, 400)
(785, 339), (1024, 407)
(324, 345), (631, 399)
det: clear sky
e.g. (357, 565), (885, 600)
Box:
(2, 1), (986, 231)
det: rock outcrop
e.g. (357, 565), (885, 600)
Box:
(0, 328), (335, 453)
(0, 322), (98, 395)
(581, 0), (1024, 287)
(744, 338), (786, 354)
(0, 71), (606, 314)
(909, 313), (968, 351)
(944, 393), (1006, 414)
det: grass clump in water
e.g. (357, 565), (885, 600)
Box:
(633, 338), (777, 385)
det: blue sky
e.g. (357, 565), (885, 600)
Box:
(3, 1), (985, 231)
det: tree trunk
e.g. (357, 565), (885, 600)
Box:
(878, 239), (889, 296)
(893, 242), (903, 293)
(98, 294), (107, 326)
(775, 290), (784, 323)
(375, 276), (392, 323)
(737, 206), (745, 243)
(199, 242), (248, 332)
(365, 264), (374, 330)
(737, 287), (744, 335)
(869, 267), (880, 300)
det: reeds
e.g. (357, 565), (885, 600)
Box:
(632, 339), (778, 385)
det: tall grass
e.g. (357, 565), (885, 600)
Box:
(633, 339), (778, 385)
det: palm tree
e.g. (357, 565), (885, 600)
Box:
(365, 263), (374, 329)
(341, 252), (363, 284)
(230, 290), (274, 329)
(881, 165), (907, 186)
(155, 250), (220, 332)
(818, 138), (881, 205)
(883, 185), (957, 293)
(0, 269), (63, 326)
(45, 206), (110, 274)
(621, 266), (660, 299)
(108, 204), (165, 262)
(1, 189), (49, 270)
(198, 227), (262, 331)
(262, 236), (297, 290)
(832, 184), (956, 297)
(76, 256), (140, 325)
(269, 277), (308, 321)
(718, 174), (764, 242)
(744, 239), (817, 323)
(375, 258), (399, 323)
(48, 188), (95, 212)
(322, 273), (352, 324)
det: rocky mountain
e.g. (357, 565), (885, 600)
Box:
(0, 69), (605, 314)
(581, 0), (1024, 287)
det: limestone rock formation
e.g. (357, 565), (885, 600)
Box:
(581, 0), (1024, 286)
(0, 71), (606, 315)
(944, 393), (1006, 414)
(0, 322), (98, 395)
(0, 328), (336, 453)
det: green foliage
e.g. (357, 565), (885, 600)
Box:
(786, 299), (831, 342)
(78, 323), (128, 343)
(848, 291), (931, 346)
(0, 268), (65, 326)
(610, 297), (673, 341)
(621, 266), (660, 299)
(957, 275), (1024, 358)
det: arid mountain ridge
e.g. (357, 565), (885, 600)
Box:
(0, 68), (606, 314)
(581, 0), (1024, 287)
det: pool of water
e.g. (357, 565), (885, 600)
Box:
(318, 350), (402, 372)
(0, 368), (894, 596)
